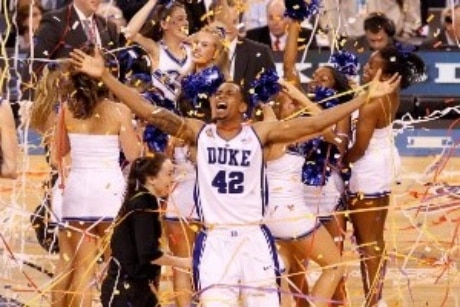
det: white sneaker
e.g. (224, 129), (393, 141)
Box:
(377, 299), (388, 307)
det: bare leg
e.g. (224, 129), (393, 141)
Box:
(348, 196), (389, 306)
(165, 220), (196, 306)
(277, 241), (310, 307)
(51, 229), (73, 307)
(277, 242), (297, 307)
(323, 210), (348, 306)
(291, 226), (346, 307)
(67, 222), (98, 307)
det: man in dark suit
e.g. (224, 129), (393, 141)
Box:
(32, 0), (119, 76)
(213, 0), (275, 103)
(420, 4), (460, 50)
(246, 0), (317, 51)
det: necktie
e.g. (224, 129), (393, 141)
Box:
(273, 37), (281, 51)
(82, 19), (96, 44)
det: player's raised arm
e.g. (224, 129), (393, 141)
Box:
(69, 48), (203, 143)
(256, 70), (401, 145)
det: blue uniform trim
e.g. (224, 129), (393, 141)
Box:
(318, 198), (346, 224)
(260, 225), (281, 304)
(192, 230), (208, 294)
(161, 41), (188, 66)
(194, 124), (207, 223)
(249, 126), (269, 217)
(347, 191), (391, 199)
(61, 217), (113, 222)
(273, 222), (322, 241)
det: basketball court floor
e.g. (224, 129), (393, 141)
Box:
(0, 153), (458, 306)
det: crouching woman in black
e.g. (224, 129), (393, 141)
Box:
(101, 154), (192, 306)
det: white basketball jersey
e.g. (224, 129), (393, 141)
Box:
(152, 43), (193, 101)
(195, 124), (268, 226)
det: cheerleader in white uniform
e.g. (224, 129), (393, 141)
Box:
(123, 0), (192, 101)
(262, 92), (345, 307)
(281, 22), (352, 306)
(54, 52), (140, 306)
(343, 47), (425, 306)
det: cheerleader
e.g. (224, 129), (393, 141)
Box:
(343, 46), (425, 306)
(54, 46), (141, 306)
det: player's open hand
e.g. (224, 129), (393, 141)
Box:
(69, 48), (106, 78)
(368, 69), (401, 99)
(279, 79), (311, 103)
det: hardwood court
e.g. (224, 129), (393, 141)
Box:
(0, 154), (459, 306)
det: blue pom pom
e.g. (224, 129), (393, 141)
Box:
(395, 42), (416, 58)
(313, 86), (340, 109)
(249, 69), (281, 107)
(181, 66), (224, 108)
(329, 50), (359, 77)
(143, 125), (169, 153)
(284, 0), (321, 22)
(302, 142), (342, 186)
(117, 46), (151, 82)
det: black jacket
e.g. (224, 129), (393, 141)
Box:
(32, 4), (119, 74)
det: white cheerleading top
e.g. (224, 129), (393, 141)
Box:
(151, 42), (193, 101)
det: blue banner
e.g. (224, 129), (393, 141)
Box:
(272, 51), (460, 97)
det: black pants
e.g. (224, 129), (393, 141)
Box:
(100, 274), (158, 307)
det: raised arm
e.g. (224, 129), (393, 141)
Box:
(283, 21), (302, 87)
(256, 71), (401, 145)
(69, 49), (203, 143)
(124, 0), (157, 39)
(123, 0), (158, 54)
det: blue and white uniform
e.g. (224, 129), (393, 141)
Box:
(193, 123), (280, 307)
(165, 146), (198, 221)
(349, 125), (401, 198)
(264, 152), (321, 240)
(304, 171), (344, 222)
(152, 42), (193, 101)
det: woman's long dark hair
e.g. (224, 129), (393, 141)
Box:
(116, 154), (168, 220)
(66, 45), (109, 119)
(140, 2), (186, 41)
(321, 66), (354, 103)
(379, 46), (426, 89)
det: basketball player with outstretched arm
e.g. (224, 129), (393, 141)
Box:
(69, 48), (400, 307)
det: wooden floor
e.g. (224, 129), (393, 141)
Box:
(0, 154), (459, 306)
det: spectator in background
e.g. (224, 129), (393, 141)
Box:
(320, 0), (367, 40)
(212, 0), (275, 103)
(421, 4), (460, 50)
(367, 0), (422, 39)
(246, 0), (317, 51)
(344, 13), (401, 52)
(96, 2), (126, 34)
(242, 0), (270, 31)
(32, 0), (120, 76)
(16, 3), (44, 51)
